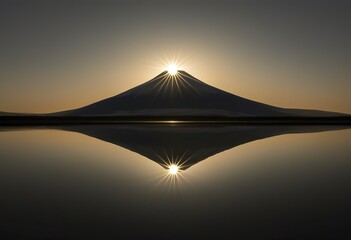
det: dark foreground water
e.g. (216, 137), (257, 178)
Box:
(0, 125), (350, 239)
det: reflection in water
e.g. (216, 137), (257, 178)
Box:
(59, 124), (349, 171)
(153, 162), (189, 191)
(0, 125), (350, 239)
(169, 164), (179, 174)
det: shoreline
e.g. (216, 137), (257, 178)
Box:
(0, 116), (350, 126)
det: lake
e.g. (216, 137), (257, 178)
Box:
(0, 125), (350, 239)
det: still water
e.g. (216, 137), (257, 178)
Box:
(0, 125), (350, 239)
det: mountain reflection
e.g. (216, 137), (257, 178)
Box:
(59, 124), (349, 170)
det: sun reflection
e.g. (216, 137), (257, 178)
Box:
(169, 164), (179, 174)
(151, 149), (193, 191)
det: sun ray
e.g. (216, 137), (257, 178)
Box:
(151, 52), (193, 76)
(163, 148), (172, 164)
(178, 172), (193, 186)
(148, 54), (200, 97)
(179, 71), (202, 83)
(134, 72), (168, 97)
(155, 75), (171, 96)
(176, 74), (189, 90)
(150, 76), (168, 92)
(148, 144), (198, 191)
(154, 152), (171, 167)
(178, 73), (201, 95)
(173, 77), (183, 95)
(170, 76), (175, 93)
(163, 77), (172, 96)
(176, 149), (188, 166)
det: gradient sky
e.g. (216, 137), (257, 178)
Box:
(0, 0), (350, 114)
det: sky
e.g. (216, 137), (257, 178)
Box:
(0, 0), (350, 114)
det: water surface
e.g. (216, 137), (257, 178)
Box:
(0, 125), (350, 239)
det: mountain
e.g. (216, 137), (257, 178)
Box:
(58, 71), (345, 117)
(59, 124), (349, 170)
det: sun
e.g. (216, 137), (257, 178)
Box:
(169, 164), (179, 175)
(166, 64), (178, 75)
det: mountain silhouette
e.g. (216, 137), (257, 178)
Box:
(59, 124), (349, 170)
(58, 71), (344, 117)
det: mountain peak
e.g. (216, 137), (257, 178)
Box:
(58, 71), (345, 117)
(126, 69), (213, 98)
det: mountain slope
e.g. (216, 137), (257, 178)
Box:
(57, 70), (345, 117)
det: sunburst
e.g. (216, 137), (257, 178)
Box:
(143, 68), (201, 97)
(151, 149), (193, 191)
(166, 64), (178, 75)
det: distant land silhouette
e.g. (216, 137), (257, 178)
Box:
(57, 124), (349, 170)
(0, 71), (349, 119)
